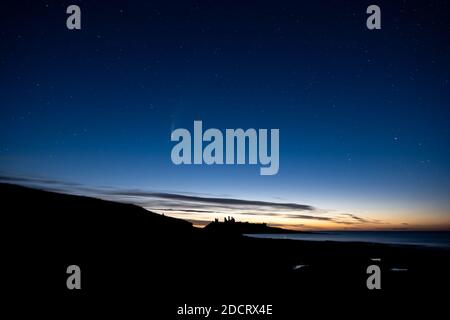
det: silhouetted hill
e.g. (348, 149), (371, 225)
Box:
(2, 182), (192, 241)
(3, 182), (198, 301)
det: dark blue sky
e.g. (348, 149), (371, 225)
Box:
(1, 0), (449, 229)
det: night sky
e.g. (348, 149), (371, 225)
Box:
(1, 0), (449, 230)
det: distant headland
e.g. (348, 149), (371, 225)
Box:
(203, 216), (304, 234)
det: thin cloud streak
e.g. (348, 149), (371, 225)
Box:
(106, 190), (315, 211)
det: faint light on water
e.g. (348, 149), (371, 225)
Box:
(370, 258), (381, 261)
(293, 264), (308, 270)
(390, 268), (408, 272)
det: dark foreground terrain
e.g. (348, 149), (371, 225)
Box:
(3, 183), (449, 317)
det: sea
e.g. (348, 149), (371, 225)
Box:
(245, 231), (450, 248)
